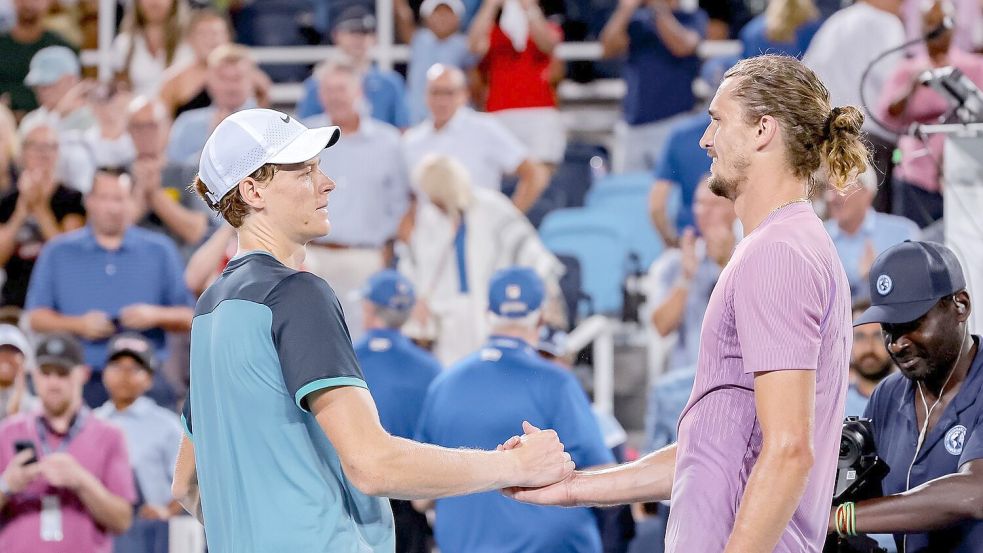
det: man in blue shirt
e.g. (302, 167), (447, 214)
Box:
(825, 170), (920, 303)
(296, 7), (410, 128)
(95, 332), (183, 553)
(171, 108), (575, 553)
(356, 270), (441, 553)
(416, 267), (614, 553)
(846, 299), (895, 418)
(25, 168), (194, 409)
(600, 0), (708, 172)
(833, 241), (983, 552)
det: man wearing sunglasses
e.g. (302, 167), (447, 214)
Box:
(0, 333), (135, 553)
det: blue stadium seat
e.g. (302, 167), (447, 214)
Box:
(527, 141), (607, 227)
(584, 172), (651, 207)
(539, 208), (630, 316)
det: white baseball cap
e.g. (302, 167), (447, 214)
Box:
(197, 108), (341, 205)
(0, 324), (34, 367)
(420, 0), (465, 17)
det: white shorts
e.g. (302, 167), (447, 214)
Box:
(493, 107), (567, 165)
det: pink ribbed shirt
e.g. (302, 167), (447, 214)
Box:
(666, 202), (851, 552)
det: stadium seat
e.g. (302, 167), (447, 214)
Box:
(539, 208), (631, 316)
(527, 141), (607, 227)
(556, 254), (590, 329)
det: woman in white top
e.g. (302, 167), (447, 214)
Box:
(112, 0), (194, 97)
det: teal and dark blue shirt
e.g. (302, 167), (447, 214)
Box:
(182, 251), (394, 553)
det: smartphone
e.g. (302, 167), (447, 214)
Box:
(14, 440), (37, 465)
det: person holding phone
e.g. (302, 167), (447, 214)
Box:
(0, 333), (135, 553)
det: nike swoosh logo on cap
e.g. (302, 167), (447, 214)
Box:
(281, 114), (290, 123)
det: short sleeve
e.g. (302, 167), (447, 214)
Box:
(102, 425), (138, 505)
(267, 272), (366, 411)
(550, 374), (616, 469)
(959, 413), (983, 466)
(24, 243), (57, 310)
(181, 393), (192, 438)
(733, 243), (825, 374)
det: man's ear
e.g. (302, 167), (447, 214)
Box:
(755, 115), (780, 151)
(238, 178), (266, 210)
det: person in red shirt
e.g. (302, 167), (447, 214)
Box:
(468, 0), (566, 171)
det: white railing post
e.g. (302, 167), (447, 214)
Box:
(375, 0), (395, 70)
(593, 324), (615, 416)
(97, 0), (115, 81)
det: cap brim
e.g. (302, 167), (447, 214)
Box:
(107, 351), (154, 372)
(853, 297), (939, 326)
(267, 126), (341, 165)
(24, 70), (54, 87)
(36, 356), (76, 370)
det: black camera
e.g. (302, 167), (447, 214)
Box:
(824, 417), (891, 553)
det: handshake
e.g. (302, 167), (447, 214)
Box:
(495, 421), (581, 507)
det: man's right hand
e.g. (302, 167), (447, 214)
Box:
(75, 310), (116, 340)
(1, 449), (41, 495)
(505, 421), (574, 488)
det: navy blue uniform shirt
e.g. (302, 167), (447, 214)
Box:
(864, 335), (983, 552)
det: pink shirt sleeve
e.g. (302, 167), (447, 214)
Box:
(733, 242), (825, 374)
(100, 426), (138, 505)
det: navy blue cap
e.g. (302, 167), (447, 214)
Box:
(854, 241), (966, 326)
(334, 6), (376, 33)
(489, 267), (544, 318)
(363, 270), (415, 312)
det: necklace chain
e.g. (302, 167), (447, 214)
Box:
(768, 198), (809, 217)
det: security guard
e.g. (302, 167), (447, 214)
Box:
(354, 269), (441, 553)
(415, 267), (614, 553)
(832, 241), (983, 552)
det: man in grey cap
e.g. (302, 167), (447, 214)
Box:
(173, 108), (573, 553)
(828, 241), (983, 552)
(21, 45), (96, 134)
(0, 325), (36, 419)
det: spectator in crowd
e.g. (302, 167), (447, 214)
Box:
(0, 105), (17, 194)
(126, 96), (213, 255)
(0, 0), (74, 115)
(403, 64), (548, 213)
(0, 333), (135, 553)
(416, 267), (614, 553)
(739, 0), (822, 59)
(803, 0), (906, 210)
(25, 167), (194, 408)
(600, 0), (707, 172)
(94, 333), (182, 553)
(355, 270), (441, 553)
(0, 324), (36, 418)
(58, 81), (136, 194)
(296, 6), (410, 128)
(399, 155), (563, 365)
(395, 0), (475, 125)
(469, 0), (565, 170)
(877, 0), (983, 228)
(842, 241), (983, 552)
(183, 222), (235, 298)
(847, 300), (895, 417)
(0, 122), (85, 308)
(166, 44), (255, 166)
(158, 8), (271, 119)
(902, 0), (981, 52)
(644, 179), (737, 373)
(21, 46), (95, 134)
(112, 0), (192, 97)
(699, 0), (753, 40)
(824, 169), (920, 303)
(303, 58), (411, 341)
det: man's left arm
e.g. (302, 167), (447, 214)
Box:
(121, 241), (196, 332)
(726, 243), (826, 552)
(840, 420), (983, 534)
(725, 370), (817, 552)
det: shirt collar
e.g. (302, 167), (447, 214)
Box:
(100, 396), (154, 417)
(432, 107), (470, 134)
(829, 208), (877, 240)
(366, 327), (407, 342)
(896, 335), (983, 418)
(486, 335), (537, 356)
(81, 226), (138, 252)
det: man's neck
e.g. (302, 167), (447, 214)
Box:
(732, 169), (809, 235)
(44, 405), (80, 434)
(837, 211), (867, 236)
(12, 21), (44, 43)
(236, 224), (307, 270)
(112, 397), (139, 412)
(490, 327), (538, 345)
(923, 340), (977, 401)
(93, 229), (126, 251)
(335, 112), (361, 136)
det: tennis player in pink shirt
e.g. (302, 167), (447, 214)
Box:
(506, 54), (867, 552)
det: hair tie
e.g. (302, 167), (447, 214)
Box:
(824, 107), (843, 140)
